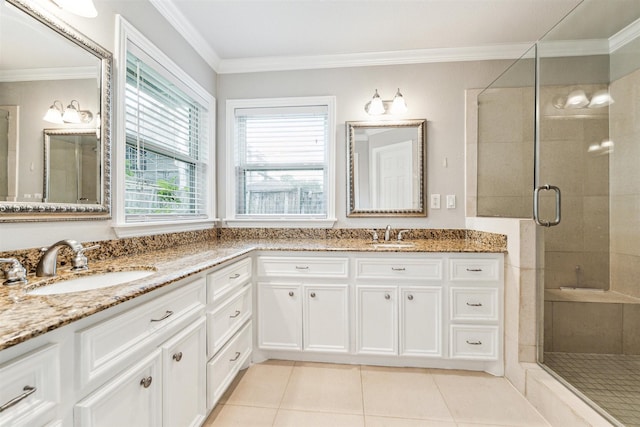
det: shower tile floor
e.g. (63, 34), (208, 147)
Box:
(544, 352), (640, 426)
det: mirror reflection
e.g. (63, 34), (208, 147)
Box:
(347, 119), (426, 217)
(44, 129), (99, 204)
(0, 0), (111, 219)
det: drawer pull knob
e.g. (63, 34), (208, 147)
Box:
(173, 352), (183, 362)
(385, 293), (391, 300)
(140, 377), (153, 388)
(407, 294), (414, 301)
(230, 310), (241, 318)
(230, 352), (241, 362)
(466, 302), (483, 307)
(229, 273), (241, 279)
(466, 340), (482, 346)
(289, 291), (295, 297)
(392, 267), (406, 271)
(0, 385), (36, 413)
(310, 292), (316, 298)
(150, 310), (174, 322)
(466, 268), (483, 272)
(295, 266), (309, 270)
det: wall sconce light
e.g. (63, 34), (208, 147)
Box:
(365, 88), (408, 115)
(50, 0), (97, 18)
(43, 100), (94, 124)
(552, 89), (614, 110)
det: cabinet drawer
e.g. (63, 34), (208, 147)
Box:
(207, 321), (252, 410)
(207, 284), (252, 357)
(356, 258), (442, 280)
(450, 325), (499, 360)
(0, 345), (59, 427)
(449, 258), (501, 282)
(207, 258), (252, 306)
(258, 256), (348, 278)
(78, 279), (205, 388)
(450, 287), (498, 322)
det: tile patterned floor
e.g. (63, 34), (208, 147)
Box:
(203, 360), (551, 427)
(544, 352), (640, 427)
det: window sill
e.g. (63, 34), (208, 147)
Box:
(223, 218), (337, 228)
(113, 219), (218, 238)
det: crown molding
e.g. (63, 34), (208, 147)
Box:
(149, 0), (221, 71)
(0, 66), (97, 82)
(216, 43), (535, 74)
(610, 16), (640, 53)
(537, 39), (610, 57)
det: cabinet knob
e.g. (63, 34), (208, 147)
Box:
(150, 310), (174, 322)
(140, 376), (153, 388)
(289, 291), (294, 297)
(407, 294), (414, 301)
(230, 310), (241, 318)
(230, 351), (241, 362)
(310, 292), (316, 298)
(466, 268), (483, 272)
(385, 293), (391, 300)
(172, 352), (183, 362)
(466, 302), (483, 307)
(466, 340), (482, 346)
(229, 273), (241, 279)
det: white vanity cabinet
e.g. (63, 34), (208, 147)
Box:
(355, 257), (443, 358)
(0, 344), (60, 427)
(257, 255), (350, 354)
(205, 257), (253, 411)
(74, 278), (207, 427)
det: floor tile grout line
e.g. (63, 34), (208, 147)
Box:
(430, 371), (458, 424)
(272, 361), (297, 426)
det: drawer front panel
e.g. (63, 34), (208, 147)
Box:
(450, 287), (498, 322)
(78, 278), (206, 387)
(449, 258), (501, 282)
(356, 258), (442, 280)
(450, 326), (499, 360)
(207, 284), (252, 357)
(0, 345), (59, 427)
(207, 258), (252, 306)
(207, 321), (252, 410)
(258, 257), (348, 278)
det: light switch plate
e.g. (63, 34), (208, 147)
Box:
(431, 194), (441, 209)
(446, 194), (456, 209)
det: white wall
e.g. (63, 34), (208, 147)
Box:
(0, 0), (216, 251)
(217, 61), (512, 229)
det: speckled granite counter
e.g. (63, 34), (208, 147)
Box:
(0, 234), (506, 352)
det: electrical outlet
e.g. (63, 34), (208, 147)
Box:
(446, 194), (456, 209)
(431, 194), (441, 209)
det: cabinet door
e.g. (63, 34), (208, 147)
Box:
(400, 287), (442, 357)
(258, 283), (302, 350)
(303, 284), (349, 353)
(75, 350), (162, 427)
(162, 317), (206, 427)
(356, 286), (397, 355)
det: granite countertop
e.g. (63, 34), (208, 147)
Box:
(0, 237), (505, 351)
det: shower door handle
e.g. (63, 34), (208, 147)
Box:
(533, 184), (561, 227)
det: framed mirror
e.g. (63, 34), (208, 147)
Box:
(0, 0), (112, 220)
(347, 119), (427, 217)
(44, 129), (99, 204)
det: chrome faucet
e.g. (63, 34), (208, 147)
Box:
(36, 240), (99, 277)
(0, 258), (28, 285)
(384, 225), (392, 241)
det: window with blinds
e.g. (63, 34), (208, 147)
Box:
(124, 51), (208, 221)
(233, 105), (329, 218)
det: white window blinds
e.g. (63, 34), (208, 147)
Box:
(234, 106), (328, 217)
(124, 51), (208, 221)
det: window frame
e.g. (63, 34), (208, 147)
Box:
(225, 96), (336, 228)
(114, 16), (216, 237)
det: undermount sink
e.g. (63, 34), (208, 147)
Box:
(371, 242), (416, 249)
(27, 269), (155, 295)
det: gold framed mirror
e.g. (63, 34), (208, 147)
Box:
(346, 119), (427, 217)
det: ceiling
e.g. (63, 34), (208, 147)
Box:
(151, 0), (584, 72)
(149, 0), (636, 73)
